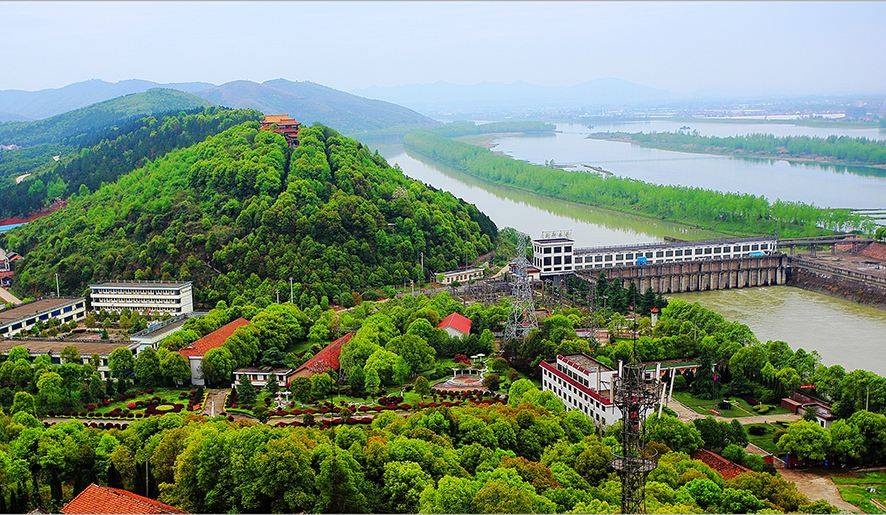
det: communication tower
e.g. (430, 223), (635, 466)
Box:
(504, 233), (538, 339)
(611, 361), (664, 514)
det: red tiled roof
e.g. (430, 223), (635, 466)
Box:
(179, 318), (249, 358)
(692, 449), (751, 480)
(62, 484), (185, 514)
(293, 333), (352, 378)
(438, 312), (471, 335)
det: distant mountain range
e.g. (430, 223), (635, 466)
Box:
(356, 78), (676, 116)
(0, 79), (437, 134)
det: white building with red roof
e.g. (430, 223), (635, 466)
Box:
(291, 332), (352, 378)
(179, 317), (249, 385)
(62, 483), (185, 514)
(438, 312), (472, 339)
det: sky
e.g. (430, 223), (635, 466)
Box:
(2, 1), (885, 96)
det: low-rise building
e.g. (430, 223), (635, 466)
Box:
(62, 483), (185, 514)
(438, 312), (472, 339)
(90, 281), (194, 315)
(179, 318), (249, 385)
(781, 391), (836, 428)
(130, 312), (203, 354)
(436, 267), (484, 285)
(261, 114), (301, 146)
(0, 338), (137, 380)
(232, 366), (296, 388)
(291, 333), (352, 379)
(0, 297), (86, 338)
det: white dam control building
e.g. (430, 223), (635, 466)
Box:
(533, 234), (778, 277)
(89, 281), (194, 315)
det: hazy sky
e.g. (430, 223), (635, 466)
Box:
(2, 1), (885, 96)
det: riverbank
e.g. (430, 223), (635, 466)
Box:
(404, 130), (865, 238)
(586, 132), (886, 171)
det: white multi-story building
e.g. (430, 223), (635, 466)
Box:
(0, 297), (87, 338)
(541, 354), (700, 427)
(90, 281), (194, 315)
(534, 235), (777, 277)
(532, 237), (575, 277)
(540, 354), (621, 426)
(436, 267), (484, 285)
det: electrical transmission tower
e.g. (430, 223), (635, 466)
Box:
(611, 362), (663, 514)
(504, 234), (538, 340)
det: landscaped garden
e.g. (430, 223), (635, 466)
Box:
(70, 387), (204, 419)
(672, 391), (789, 418)
(834, 472), (886, 513)
(745, 422), (789, 453)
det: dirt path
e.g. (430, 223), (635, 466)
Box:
(202, 389), (228, 417)
(780, 468), (861, 513)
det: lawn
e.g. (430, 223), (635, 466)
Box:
(834, 472), (886, 514)
(672, 391), (789, 418)
(744, 422), (786, 453)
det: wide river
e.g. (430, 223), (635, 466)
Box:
(373, 119), (886, 373)
(490, 122), (886, 209)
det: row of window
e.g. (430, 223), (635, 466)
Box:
(538, 245), (573, 254)
(543, 373), (612, 423)
(576, 242), (771, 264)
(0, 302), (86, 336)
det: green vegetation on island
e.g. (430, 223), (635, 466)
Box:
(404, 131), (875, 236)
(2, 123), (496, 307)
(589, 131), (886, 168)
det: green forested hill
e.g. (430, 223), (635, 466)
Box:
(0, 107), (261, 218)
(0, 88), (209, 148)
(2, 124), (496, 306)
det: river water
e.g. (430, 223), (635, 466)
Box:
(490, 122), (886, 209)
(674, 287), (886, 374)
(373, 119), (886, 372)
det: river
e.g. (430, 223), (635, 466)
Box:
(490, 123), (885, 209)
(373, 120), (886, 373)
(674, 287), (886, 374)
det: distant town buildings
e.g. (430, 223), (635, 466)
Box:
(438, 312), (472, 339)
(0, 339), (136, 380)
(0, 297), (86, 338)
(436, 267), (484, 285)
(62, 483), (185, 514)
(179, 318), (249, 385)
(0, 247), (21, 288)
(260, 114), (301, 146)
(89, 281), (194, 315)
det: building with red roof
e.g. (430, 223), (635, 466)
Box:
(692, 448), (751, 480)
(438, 312), (472, 339)
(62, 483), (185, 514)
(179, 317), (249, 385)
(292, 332), (352, 378)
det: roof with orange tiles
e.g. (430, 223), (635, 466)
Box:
(179, 318), (249, 358)
(438, 312), (472, 335)
(292, 332), (352, 378)
(62, 484), (185, 514)
(692, 448), (751, 480)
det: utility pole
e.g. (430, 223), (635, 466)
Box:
(289, 277), (294, 304)
(420, 251), (424, 282)
(55, 273), (60, 297)
(276, 290), (280, 304)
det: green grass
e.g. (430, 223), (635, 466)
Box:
(834, 472), (886, 514)
(672, 391), (789, 418)
(745, 423), (782, 453)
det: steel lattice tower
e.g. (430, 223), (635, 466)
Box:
(504, 234), (538, 340)
(611, 362), (663, 514)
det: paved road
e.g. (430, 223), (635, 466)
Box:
(779, 468), (861, 513)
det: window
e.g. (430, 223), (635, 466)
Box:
(543, 257), (551, 266)
(752, 244), (759, 250)
(626, 253), (634, 260)
(665, 250), (673, 257)
(695, 248), (703, 255)
(564, 246), (572, 253)
(554, 256), (562, 265)
(565, 256), (572, 264)
(714, 247), (722, 253)
(675, 249), (683, 256)
(704, 248), (712, 254)
(655, 251), (664, 257)
(544, 247), (551, 254)
(615, 254), (623, 260)
(645, 252), (653, 258)
(554, 246), (562, 253)
(743, 245), (750, 251)
(595, 255), (603, 262)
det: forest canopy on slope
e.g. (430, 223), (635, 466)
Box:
(0, 107), (262, 218)
(2, 123), (496, 307)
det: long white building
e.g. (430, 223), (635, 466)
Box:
(90, 281), (194, 315)
(533, 235), (777, 277)
(0, 297), (87, 338)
